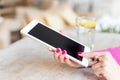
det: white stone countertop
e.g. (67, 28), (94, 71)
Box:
(0, 29), (120, 80)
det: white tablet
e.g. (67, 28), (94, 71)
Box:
(21, 20), (90, 67)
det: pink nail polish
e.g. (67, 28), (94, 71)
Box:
(77, 52), (82, 55)
(62, 50), (66, 55)
(64, 57), (67, 60)
(56, 48), (61, 53)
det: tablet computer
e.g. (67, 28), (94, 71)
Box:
(21, 20), (90, 67)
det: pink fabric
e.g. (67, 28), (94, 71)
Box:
(96, 46), (120, 65)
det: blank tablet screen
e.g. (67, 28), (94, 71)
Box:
(28, 23), (84, 61)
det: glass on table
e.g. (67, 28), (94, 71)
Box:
(76, 17), (96, 51)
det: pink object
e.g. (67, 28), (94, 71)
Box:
(77, 52), (82, 55)
(62, 50), (66, 55)
(64, 57), (67, 60)
(96, 46), (120, 65)
(56, 48), (61, 53)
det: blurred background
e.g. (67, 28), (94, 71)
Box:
(0, 0), (120, 49)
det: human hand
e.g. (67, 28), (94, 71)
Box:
(49, 48), (82, 68)
(48, 30), (83, 68)
(80, 52), (120, 80)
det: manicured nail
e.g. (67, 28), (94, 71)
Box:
(64, 57), (67, 60)
(77, 52), (82, 55)
(56, 48), (61, 53)
(62, 50), (66, 55)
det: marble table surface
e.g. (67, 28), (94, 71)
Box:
(0, 30), (120, 80)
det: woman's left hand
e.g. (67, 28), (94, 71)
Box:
(80, 52), (120, 80)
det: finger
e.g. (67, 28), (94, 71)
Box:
(89, 54), (105, 66)
(78, 52), (98, 65)
(65, 58), (74, 67)
(48, 48), (55, 52)
(59, 30), (66, 35)
(59, 50), (67, 63)
(54, 48), (61, 61)
(92, 67), (104, 78)
(53, 52), (60, 61)
(65, 58), (82, 68)
(77, 52), (97, 66)
(89, 60), (98, 66)
(79, 52), (102, 59)
(91, 61), (105, 78)
(92, 62), (103, 70)
(63, 53), (83, 68)
(79, 52), (108, 62)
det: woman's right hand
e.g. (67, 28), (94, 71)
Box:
(49, 48), (82, 68)
(80, 52), (120, 80)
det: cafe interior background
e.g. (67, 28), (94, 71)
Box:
(0, 0), (120, 49)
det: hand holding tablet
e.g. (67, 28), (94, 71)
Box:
(21, 20), (90, 67)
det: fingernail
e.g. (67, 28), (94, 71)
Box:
(64, 57), (67, 60)
(77, 52), (82, 55)
(56, 48), (61, 53)
(62, 50), (66, 55)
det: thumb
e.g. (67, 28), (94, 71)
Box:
(59, 30), (66, 35)
(78, 52), (96, 59)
